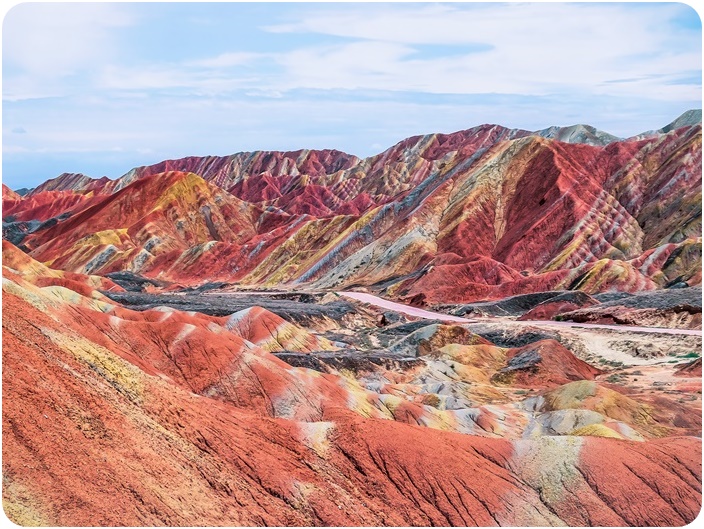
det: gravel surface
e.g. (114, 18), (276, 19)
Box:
(102, 291), (359, 323)
(591, 287), (701, 310)
(443, 291), (568, 317)
(273, 351), (423, 373)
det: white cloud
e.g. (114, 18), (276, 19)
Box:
(263, 3), (685, 50)
(262, 2), (701, 100)
(187, 52), (259, 69)
(5, 3), (697, 102)
(274, 41), (415, 91)
(3, 3), (135, 77)
(98, 65), (197, 91)
(96, 63), (263, 95)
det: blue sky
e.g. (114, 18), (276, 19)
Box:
(2, 2), (702, 189)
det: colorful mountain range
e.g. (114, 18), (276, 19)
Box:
(2, 112), (702, 526)
(4, 111), (701, 304)
(3, 241), (701, 525)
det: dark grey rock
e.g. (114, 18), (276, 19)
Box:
(592, 287), (701, 311)
(593, 292), (634, 303)
(447, 291), (565, 317)
(104, 271), (169, 292)
(500, 349), (542, 373)
(465, 324), (561, 348)
(2, 219), (41, 246)
(274, 351), (423, 374)
(2, 212), (71, 246)
(667, 281), (690, 290)
(101, 291), (360, 325)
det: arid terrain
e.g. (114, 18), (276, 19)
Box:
(2, 113), (702, 526)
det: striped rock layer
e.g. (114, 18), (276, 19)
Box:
(3, 115), (701, 303)
(2, 244), (701, 526)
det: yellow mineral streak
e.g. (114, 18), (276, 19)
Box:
(153, 172), (209, 211)
(2, 477), (51, 526)
(569, 424), (624, 439)
(73, 229), (128, 248)
(43, 329), (144, 405)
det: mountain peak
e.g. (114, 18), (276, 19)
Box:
(661, 109), (702, 133)
(533, 123), (621, 146)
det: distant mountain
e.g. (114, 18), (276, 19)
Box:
(533, 124), (620, 146)
(14, 187), (34, 196)
(29, 172), (106, 194)
(628, 109), (703, 140)
(3, 112), (701, 303)
(661, 109), (703, 133)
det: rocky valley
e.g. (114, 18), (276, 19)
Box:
(2, 113), (702, 526)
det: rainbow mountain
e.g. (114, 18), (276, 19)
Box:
(3, 111), (701, 304)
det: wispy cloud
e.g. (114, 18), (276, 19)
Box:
(261, 2), (701, 100)
(3, 3), (134, 76)
(187, 52), (260, 69)
(4, 2), (700, 101)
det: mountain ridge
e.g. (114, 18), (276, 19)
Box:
(3, 111), (701, 304)
(2, 112), (702, 526)
(19, 109), (701, 196)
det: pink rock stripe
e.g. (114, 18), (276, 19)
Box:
(338, 292), (475, 323)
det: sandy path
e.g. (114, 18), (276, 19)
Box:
(339, 292), (702, 337)
(338, 292), (475, 323)
(517, 319), (702, 336)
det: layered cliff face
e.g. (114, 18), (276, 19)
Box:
(3, 114), (701, 304)
(3, 243), (701, 526)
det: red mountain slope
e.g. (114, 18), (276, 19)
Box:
(17, 171), (257, 279)
(3, 247), (700, 526)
